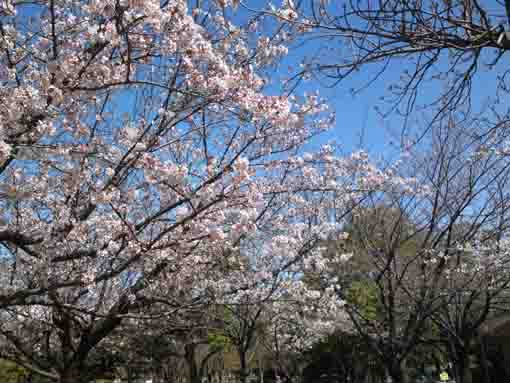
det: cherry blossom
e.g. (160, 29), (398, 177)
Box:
(0, 1), (429, 381)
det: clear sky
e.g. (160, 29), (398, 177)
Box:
(241, 0), (508, 160)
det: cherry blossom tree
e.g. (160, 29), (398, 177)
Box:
(0, 0), (328, 308)
(0, 0), (419, 382)
(418, 233), (510, 383)
(265, 112), (510, 383)
(212, 253), (351, 383)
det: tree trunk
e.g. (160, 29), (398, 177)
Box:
(479, 335), (490, 383)
(239, 349), (248, 383)
(185, 344), (201, 383)
(389, 359), (409, 383)
(258, 357), (264, 383)
(453, 355), (472, 383)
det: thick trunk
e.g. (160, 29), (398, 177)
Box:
(452, 355), (472, 383)
(239, 350), (248, 383)
(458, 355), (473, 383)
(389, 359), (409, 383)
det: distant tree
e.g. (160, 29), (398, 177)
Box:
(318, 116), (510, 383)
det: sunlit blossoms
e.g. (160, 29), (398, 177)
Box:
(0, 1), (433, 382)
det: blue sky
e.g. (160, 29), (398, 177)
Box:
(242, 0), (510, 161)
